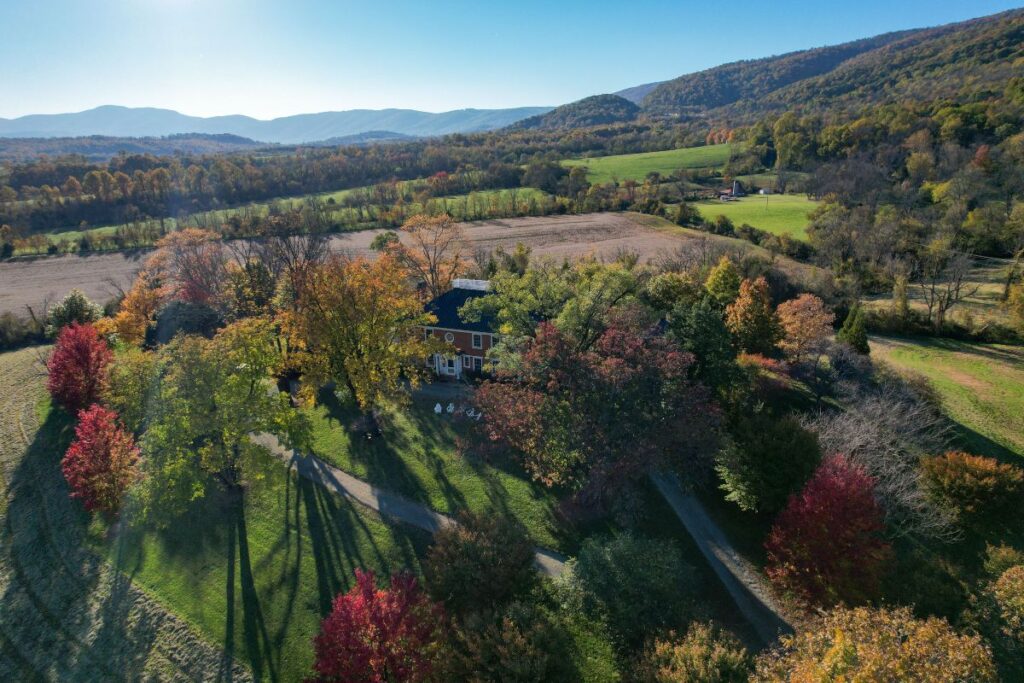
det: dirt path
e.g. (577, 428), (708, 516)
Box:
(0, 347), (251, 682)
(651, 471), (793, 647)
(252, 433), (567, 577)
(0, 213), (692, 314)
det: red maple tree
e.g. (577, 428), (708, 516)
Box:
(310, 569), (445, 683)
(61, 404), (139, 513)
(46, 322), (113, 412)
(765, 453), (892, 607)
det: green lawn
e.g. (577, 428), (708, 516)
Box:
(304, 390), (574, 553)
(562, 144), (732, 184)
(693, 194), (818, 240)
(871, 336), (1024, 460)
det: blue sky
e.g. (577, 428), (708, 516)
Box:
(1, 0), (1021, 119)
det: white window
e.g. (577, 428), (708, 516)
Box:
(473, 356), (482, 371)
(444, 332), (455, 343)
(463, 354), (473, 369)
(425, 355), (434, 367)
(423, 328), (429, 340)
(447, 358), (456, 370)
(472, 333), (482, 349)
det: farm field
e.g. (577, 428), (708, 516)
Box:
(870, 336), (1024, 460)
(562, 143), (732, 184)
(692, 195), (819, 240)
(0, 212), (736, 315)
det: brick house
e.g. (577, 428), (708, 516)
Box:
(423, 278), (497, 379)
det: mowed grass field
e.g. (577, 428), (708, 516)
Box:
(693, 195), (819, 240)
(871, 336), (1024, 460)
(562, 143), (732, 184)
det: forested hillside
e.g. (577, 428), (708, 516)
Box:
(511, 95), (640, 130)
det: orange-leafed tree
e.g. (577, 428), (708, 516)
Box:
(105, 269), (169, 345)
(389, 213), (465, 299)
(62, 404), (139, 513)
(776, 293), (834, 362)
(154, 228), (227, 307)
(725, 277), (782, 355)
(283, 254), (447, 415)
(47, 323), (113, 412)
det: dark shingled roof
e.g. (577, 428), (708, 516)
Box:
(425, 287), (494, 333)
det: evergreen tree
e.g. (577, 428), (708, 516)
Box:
(837, 303), (870, 354)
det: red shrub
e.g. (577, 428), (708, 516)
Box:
(310, 569), (444, 683)
(46, 322), (112, 412)
(765, 453), (892, 607)
(61, 404), (139, 513)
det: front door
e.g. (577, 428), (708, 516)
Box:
(442, 356), (460, 377)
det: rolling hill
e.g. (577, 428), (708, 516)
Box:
(0, 104), (552, 144)
(511, 95), (640, 131)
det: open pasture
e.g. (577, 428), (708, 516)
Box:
(562, 143), (732, 184)
(693, 194), (818, 240)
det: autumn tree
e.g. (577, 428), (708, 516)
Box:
(640, 623), (751, 683)
(704, 255), (742, 306)
(776, 293), (834, 362)
(61, 404), (139, 513)
(224, 259), (276, 319)
(474, 322), (718, 504)
(389, 213), (465, 299)
(103, 269), (168, 346)
(153, 228), (227, 307)
(102, 347), (158, 434)
(765, 454), (891, 607)
(922, 451), (1024, 533)
(753, 606), (997, 683)
(725, 277), (782, 355)
(425, 512), (536, 616)
(310, 569), (445, 683)
(47, 322), (113, 413)
(284, 254), (445, 416)
(138, 317), (306, 517)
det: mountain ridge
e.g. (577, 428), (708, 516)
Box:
(0, 104), (552, 143)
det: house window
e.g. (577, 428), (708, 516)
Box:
(463, 354), (473, 369)
(447, 358), (456, 370)
(423, 328), (429, 340)
(425, 355), (434, 367)
(473, 356), (482, 371)
(444, 332), (455, 343)
(472, 333), (482, 349)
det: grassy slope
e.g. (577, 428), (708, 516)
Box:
(871, 336), (1024, 460)
(563, 144), (732, 184)
(693, 195), (818, 240)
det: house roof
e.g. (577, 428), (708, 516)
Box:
(425, 285), (494, 333)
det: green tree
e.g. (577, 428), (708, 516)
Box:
(46, 288), (102, 337)
(837, 302), (870, 354)
(138, 317), (307, 518)
(704, 256), (741, 306)
(716, 413), (822, 513)
(640, 622), (751, 683)
(670, 296), (739, 389)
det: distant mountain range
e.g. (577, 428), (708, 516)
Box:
(0, 105), (552, 144)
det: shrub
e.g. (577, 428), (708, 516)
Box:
(310, 569), (445, 683)
(46, 288), (102, 337)
(753, 606), (997, 682)
(716, 413), (822, 514)
(425, 511), (536, 616)
(922, 451), (1024, 532)
(0, 311), (45, 351)
(561, 533), (697, 648)
(765, 454), (891, 607)
(61, 404), (139, 513)
(46, 322), (113, 412)
(639, 622), (751, 683)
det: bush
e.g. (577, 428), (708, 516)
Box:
(561, 533), (697, 649)
(716, 413), (822, 514)
(639, 622), (751, 683)
(46, 288), (102, 337)
(0, 311), (45, 350)
(922, 451), (1024, 533)
(425, 511), (537, 616)
(753, 606), (997, 682)
(765, 454), (891, 607)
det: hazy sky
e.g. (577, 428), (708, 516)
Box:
(2, 0), (1021, 119)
